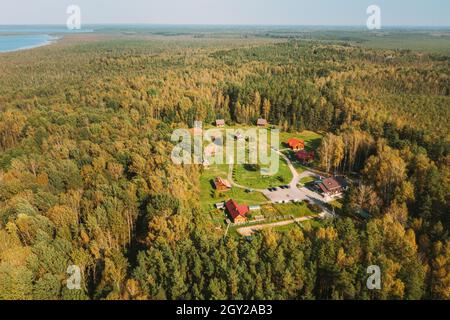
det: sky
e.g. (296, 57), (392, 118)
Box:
(0, 0), (449, 26)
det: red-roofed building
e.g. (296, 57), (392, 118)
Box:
(287, 138), (305, 151)
(296, 150), (315, 163)
(225, 199), (249, 224)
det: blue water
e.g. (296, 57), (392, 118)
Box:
(0, 34), (57, 53)
(0, 25), (94, 34)
(0, 25), (94, 53)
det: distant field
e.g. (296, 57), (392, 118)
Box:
(358, 32), (450, 54)
(262, 28), (450, 54)
(305, 30), (450, 54)
(55, 27), (450, 55)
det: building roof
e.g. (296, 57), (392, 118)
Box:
(225, 199), (249, 220)
(257, 119), (267, 125)
(287, 138), (305, 149)
(318, 183), (330, 194)
(216, 119), (225, 126)
(214, 177), (232, 189)
(288, 138), (304, 144)
(319, 177), (347, 193)
(321, 177), (341, 191)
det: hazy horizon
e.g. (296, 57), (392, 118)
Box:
(1, 23), (450, 28)
(0, 0), (449, 27)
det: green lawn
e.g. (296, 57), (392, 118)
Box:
(199, 127), (323, 227)
(222, 127), (322, 152)
(279, 130), (323, 151)
(279, 130), (323, 173)
(233, 155), (293, 189)
(273, 219), (324, 233)
(254, 202), (317, 220)
(299, 176), (316, 185)
(200, 163), (267, 225)
(269, 202), (316, 218)
(227, 202), (317, 237)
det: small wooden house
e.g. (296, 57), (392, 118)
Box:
(287, 138), (305, 151)
(214, 177), (232, 192)
(257, 119), (268, 127)
(226, 199), (249, 224)
(215, 119), (225, 127)
(318, 177), (349, 198)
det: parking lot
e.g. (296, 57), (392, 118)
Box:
(262, 186), (309, 203)
(262, 183), (332, 205)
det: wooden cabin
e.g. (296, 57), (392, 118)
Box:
(214, 177), (232, 192)
(225, 199), (249, 224)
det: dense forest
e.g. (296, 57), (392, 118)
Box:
(0, 32), (448, 300)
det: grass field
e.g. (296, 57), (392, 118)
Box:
(276, 29), (450, 54)
(268, 202), (316, 218)
(231, 130), (323, 189)
(273, 219), (324, 233)
(200, 163), (267, 225)
(246, 202), (317, 221)
(279, 130), (323, 151)
(199, 128), (324, 228)
(232, 155), (293, 189)
(227, 201), (318, 237)
(299, 176), (317, 185)
(280, 131), (323, 173)
(359, 32), (450, 54)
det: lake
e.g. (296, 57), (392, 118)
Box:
(0, 34), (57, 53)
(0, 25), (95, 53)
